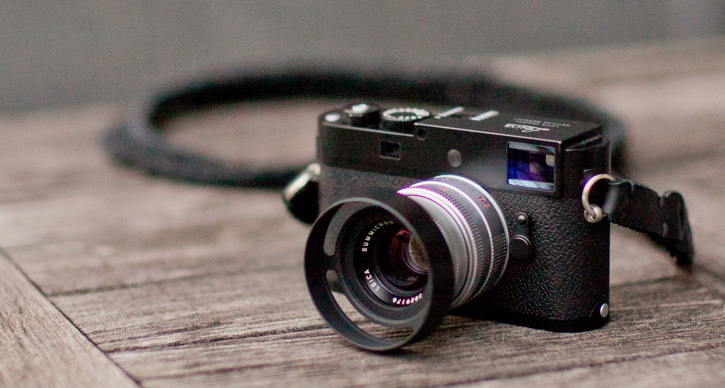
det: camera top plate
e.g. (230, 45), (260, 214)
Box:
(422, 113), (601, 146)
(318, 105), (609, 199)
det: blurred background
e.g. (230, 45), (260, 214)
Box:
(1, 0), (723, 113)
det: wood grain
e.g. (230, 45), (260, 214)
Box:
(466, 346), (725, 388)
(1, 39), (724, 387)
(0, 249), (138, 387)
(49, 268), (724, 387)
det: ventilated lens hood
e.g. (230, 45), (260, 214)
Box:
(304, 190), (454, 351)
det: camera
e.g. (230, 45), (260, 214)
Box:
(301, 102), (617, 351)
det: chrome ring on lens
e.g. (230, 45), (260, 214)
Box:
(398, 175), (509, 308)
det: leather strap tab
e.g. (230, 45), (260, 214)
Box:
(602, 180), (694, 267)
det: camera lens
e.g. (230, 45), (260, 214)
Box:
(376, 227), (428, 289)
(304, 194), (456, 351)
(304, 176), (508, 350)
(335, 175), (508, 310)
(398, 175), (509, 308)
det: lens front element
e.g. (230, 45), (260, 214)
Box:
(374, 226), (428, 290)
(354, 219), (428, 307)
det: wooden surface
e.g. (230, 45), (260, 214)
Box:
(0, 248), (137, 387)
(1, 38), (725, 387)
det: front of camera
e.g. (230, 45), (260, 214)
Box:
(303, 103), (613, 350)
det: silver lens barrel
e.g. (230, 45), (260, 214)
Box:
(397, 175), (509, 308)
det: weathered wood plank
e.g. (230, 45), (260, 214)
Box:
(466, 346), (725, 388)
(0, 182), (308, 296)
(486, 38), (725, 93)
(0, 248), (138, 387)
(0, 104), (314, 296)
(49, 272), (723, 387)
(0, 174), (678, 297)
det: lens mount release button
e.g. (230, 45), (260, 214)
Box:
(510, 235), (532, 261)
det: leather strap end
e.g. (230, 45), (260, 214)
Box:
(602, 180), (694, 267)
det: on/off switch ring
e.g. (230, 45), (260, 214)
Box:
(382, 107), (431, 133)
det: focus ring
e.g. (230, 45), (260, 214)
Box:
(397, 187), (472, 303)
(399, 176), (509, 308)
(404, 183), (490, 307)
(437, 176), (509, 292)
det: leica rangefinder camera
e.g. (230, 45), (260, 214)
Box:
(301, 102), (616, 351)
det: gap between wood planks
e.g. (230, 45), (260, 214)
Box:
(0, 247), (138, 387)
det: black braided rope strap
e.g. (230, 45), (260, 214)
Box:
(104, 64), (627, 189)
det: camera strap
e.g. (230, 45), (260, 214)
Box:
(582, 174), (694, 266)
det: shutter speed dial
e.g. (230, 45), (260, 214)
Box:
(343, 102), (381, 128)
(382, 107), (431, 133)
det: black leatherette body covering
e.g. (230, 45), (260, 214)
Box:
(320, 166), (610, 325)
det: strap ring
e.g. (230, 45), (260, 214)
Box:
(582, 174), (616, 223)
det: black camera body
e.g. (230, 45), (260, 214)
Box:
(315, 103), (611, 332)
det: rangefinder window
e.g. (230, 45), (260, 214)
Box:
(507, 142), (556, 191)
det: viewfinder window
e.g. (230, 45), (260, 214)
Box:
(380, 141), (401, 159)
(507, 142), (556, 191)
